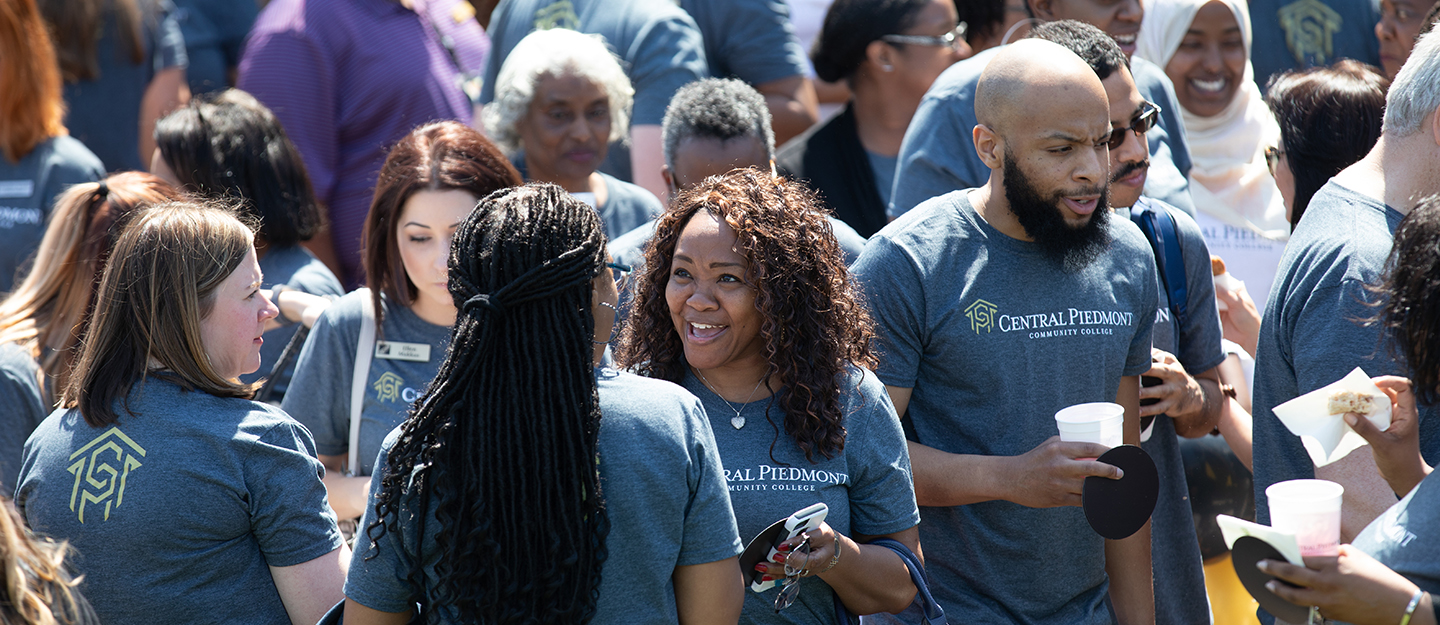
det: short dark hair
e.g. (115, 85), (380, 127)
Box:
(957, 0), (1008, 47)
(1265, 60), (1388, 228)
(362, 121), (523, 333)
(812, 0), (932, 83)
(155, 89), (323, 248)
(1375, 196), (1440, 405)
(1028, 20), (1129, 81)
(661, 78), (774, 171)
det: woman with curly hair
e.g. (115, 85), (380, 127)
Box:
(616, 169), (921, 622)
(342, 183), (743, 624)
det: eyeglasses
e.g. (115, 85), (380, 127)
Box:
(880, 22), (969, 50)
(1264, 146), (1285, 174)
(1106, 101), (1161, 150)
(606, 261), (631, 283)
(774, 537), (812, 612)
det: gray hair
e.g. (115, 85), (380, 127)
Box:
(1384, 29), (1440, 137)
(482, 28), (634, 156)
(660, 78), (775, 172)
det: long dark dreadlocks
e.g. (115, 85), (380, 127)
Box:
(366, 183), (610, 623)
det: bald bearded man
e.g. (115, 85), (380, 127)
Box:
(855, 40), (1158, 625)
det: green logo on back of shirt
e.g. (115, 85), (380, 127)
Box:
(1278, 0), (1342, 64)
(374, 371), (405, 404)
(965, 299), (999, 334)
(534, 1), (580, 30)
(66, 427), (146, 523)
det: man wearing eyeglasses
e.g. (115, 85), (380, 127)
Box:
(1068, 20), (1228, 625)
(887, 0), (1195, 220)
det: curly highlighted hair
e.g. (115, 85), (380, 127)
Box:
(616, 169), (877, 461)
(1374, 196), (1440, 406)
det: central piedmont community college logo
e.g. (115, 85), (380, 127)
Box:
(373, 372), (405, 403)
(67, 427), (146, 523)
(966, 299), (998, 334)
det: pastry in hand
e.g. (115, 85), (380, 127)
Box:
(1327, 389), (1381, 416)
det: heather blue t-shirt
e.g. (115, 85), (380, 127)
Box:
(0, 136), (104, 292)
(1132, 200), (1226, 625)
(1248, 0), (1380, 90)
(344, 368), (742, 622)
(63, 0), (188, 173)
(853, 190), (1157, 624)
(1252, 181), (1440, 524)
(282, 290), (450, 476)
(597, 173), (662, 240)
(482, 0), (708, 183)
(1351, 473), (1440, 599)
(680, 365), (919, 625)
(0, 341), (44, 493)
(242, 244), (345, 398)
(679, 0), (808, 85)
(172, 0), (258, 94)
(15, 376), (343, 625)
(889, 49), (1194, 218)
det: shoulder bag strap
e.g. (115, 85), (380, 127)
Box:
(349, 289), (377, 476)
(1131, 199), (1190, 328)
(833, 537), (946, 624)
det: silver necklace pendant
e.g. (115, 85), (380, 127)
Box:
(731, 415), (746, 429)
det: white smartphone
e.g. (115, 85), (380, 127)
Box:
(750, 502), (828, 592)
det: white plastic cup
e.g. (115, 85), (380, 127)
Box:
(1055, 402), (1124, 450)
(1266, 479), (1344, 557)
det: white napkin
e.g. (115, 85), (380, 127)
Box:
(1216, 514), (1304, 565)
(1272, 367), (1391, 467)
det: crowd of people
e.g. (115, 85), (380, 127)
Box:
(2, 0), (1440, 623)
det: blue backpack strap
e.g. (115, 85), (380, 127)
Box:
(1129, 198), (1189, 328)
(833, 538), (946, 624)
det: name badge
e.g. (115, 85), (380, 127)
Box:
(0, 181), (34, 198)
(374, 341), (430, 362)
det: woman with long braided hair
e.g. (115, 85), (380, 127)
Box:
(342, 184), (745, 624)
(616, 169), (921, 623)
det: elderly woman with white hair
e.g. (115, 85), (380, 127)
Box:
(483, 28), (663, 240)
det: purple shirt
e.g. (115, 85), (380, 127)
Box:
(238, 0), (487, 286)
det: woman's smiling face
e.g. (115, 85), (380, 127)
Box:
(1165, 0), (1247, 118)
(664, 211), (767, 377)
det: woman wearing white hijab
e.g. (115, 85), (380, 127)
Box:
(1136, 0), (1288, 315)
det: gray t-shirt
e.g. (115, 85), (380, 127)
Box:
(598, 172), (663, 241)
(679, 0), (808, 85)
(0, 341), (44, 493)
(1351, 473), (1440, 598)
(889, 49), (1194, 219)
(344, 368), (743, 622)
(15, 376), (343, 625)
(482, 0), (708, 183)
(0, 135), (104, 292)
(1252, 181), (1440, 523)
(853, 191), (1157, 624)
(242, 244), (345, 397)
(63, 0), (188, 173)
(1132, 200), (1226, 625)
(282, 290), (451, 476)
(680, 365), (918, 625)
(866, 150), (898, 208)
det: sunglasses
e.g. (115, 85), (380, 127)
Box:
(880, 22), (969, 50)
(1264, 146), (1285, 174)
(1106, 101), (1161, 150)
(606, 261), (631, 283)
(773, 536), (812, 612)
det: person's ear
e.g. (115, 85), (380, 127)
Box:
(662, 165), (678, 196)
(865, 40), (896, 73)
(974, 124), (1004, 169)
(1028, 0), (1056, 21)
(1430, 104), (1440, 149)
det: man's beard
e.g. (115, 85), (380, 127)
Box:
(1003, 149), (1112, 272)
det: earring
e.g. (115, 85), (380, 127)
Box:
(881, 64), (894, 72)
(593, 300), (619, 345)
